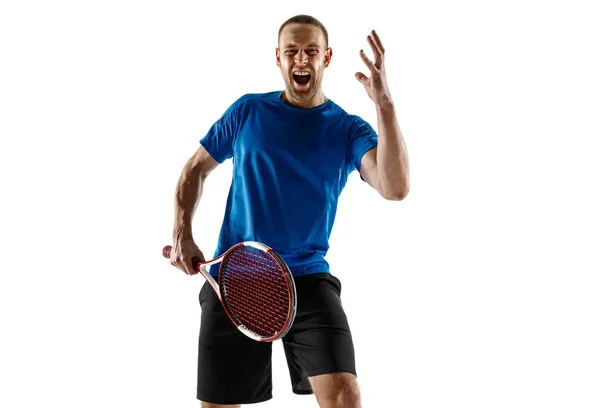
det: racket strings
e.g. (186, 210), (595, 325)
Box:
(220, 247), (292, 338)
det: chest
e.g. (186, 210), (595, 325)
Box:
(234, 108), (348, 172)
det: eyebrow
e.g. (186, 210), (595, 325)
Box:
(282, 43), (321, 49)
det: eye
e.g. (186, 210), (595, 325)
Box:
(306, 49), (318, 56)
(284, 49), (297, 56)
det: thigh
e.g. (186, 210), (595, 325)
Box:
(282, 273), (357, 394)
(197, 282), (273, 405)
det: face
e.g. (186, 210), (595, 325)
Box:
(276, 23), (332, 107)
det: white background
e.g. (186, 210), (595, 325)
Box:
(1, 0), (599, 407)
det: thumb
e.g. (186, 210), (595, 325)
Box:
(355, 72), (368, 84)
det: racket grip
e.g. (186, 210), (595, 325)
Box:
(162, 245), (200, 271)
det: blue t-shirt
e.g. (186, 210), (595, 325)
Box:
(200, 91), (378, 276)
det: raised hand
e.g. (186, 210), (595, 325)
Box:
(355, 30), (393, 107)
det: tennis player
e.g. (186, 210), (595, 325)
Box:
(169, 14), (409, 408)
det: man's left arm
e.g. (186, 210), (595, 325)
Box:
(355, 30), (410, 201)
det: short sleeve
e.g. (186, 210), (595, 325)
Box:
(199, 98), (244, 163)
(347, 115), (378, 173)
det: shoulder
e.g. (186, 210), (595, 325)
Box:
(233, 91), (280, 107)
(325, 101), (369, 126)
(327, 103), (375, 137)
(222, 91), (280, 115)
(346, 113), (376, 136)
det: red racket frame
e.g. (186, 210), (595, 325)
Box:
(163, 241), (296, 342)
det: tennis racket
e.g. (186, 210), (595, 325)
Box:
(162, 241), (297, 342)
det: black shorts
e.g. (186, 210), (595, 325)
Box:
(196, 272), (356, 405)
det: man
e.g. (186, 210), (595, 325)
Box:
(169, 14), (409, 408)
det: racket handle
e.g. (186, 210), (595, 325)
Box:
(162, 245), (201, 270)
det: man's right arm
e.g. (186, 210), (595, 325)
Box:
(170, 144), (220, 275)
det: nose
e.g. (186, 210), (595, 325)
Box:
(294, 49), (309, 65)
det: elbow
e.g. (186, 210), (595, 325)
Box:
(383, 190), (409, 201)
(381, 183), (409, 201)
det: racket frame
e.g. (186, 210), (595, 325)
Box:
(194, 241), (297, 342)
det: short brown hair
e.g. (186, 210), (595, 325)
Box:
(278, 14), (329, 48)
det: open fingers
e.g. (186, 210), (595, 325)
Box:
(360, 49), (376, 73)
(367, 30), (385, 68)
(371, 30), (385, 55)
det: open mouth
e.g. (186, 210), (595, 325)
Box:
(293, 71), (311, 85)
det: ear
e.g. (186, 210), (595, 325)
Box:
(324, 47), (333, 68)
(276, 48), (281, 67)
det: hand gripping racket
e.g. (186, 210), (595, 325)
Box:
(162, 241), (297, 342)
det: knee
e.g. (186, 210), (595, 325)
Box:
(333, 385), (361, 408)
(310, 373), (361, 408)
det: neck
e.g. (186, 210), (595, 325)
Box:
(281, 90), (328, 109)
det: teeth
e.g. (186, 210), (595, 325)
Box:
(293, 72), (310, 76)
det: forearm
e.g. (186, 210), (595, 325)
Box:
(173, 159), (206, 243)
(375, 100), (409, 200)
